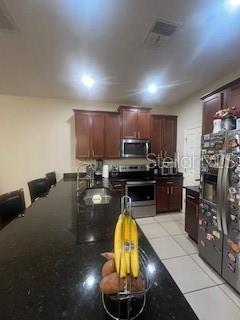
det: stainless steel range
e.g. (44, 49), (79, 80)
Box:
(118, 165), (156, 218)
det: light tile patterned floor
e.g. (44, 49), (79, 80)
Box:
(136, 212), (240, 320)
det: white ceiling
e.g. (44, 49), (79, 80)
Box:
(1, 0), (240, 107)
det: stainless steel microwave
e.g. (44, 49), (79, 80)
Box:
(121, 139), (151, 158)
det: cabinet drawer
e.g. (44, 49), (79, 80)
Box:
(157, 177), (183, 187)
(186, 190), (199, 204)
(111, 181), (125, 190)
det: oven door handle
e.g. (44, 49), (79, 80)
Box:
(126, 181), (156, 186)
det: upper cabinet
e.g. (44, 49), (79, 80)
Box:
(118, 106), (151, 139)
(151, 115), (177, 157)
(91, 113), (105, 158)
(74, 111), (91, 158)
(74, 110), (120, 159)
(74, 107), (177, 160)
(104, 113), (121, 158)
(226, 82), (240, 107)
(202, 93), (222, 135)
(74, 110), (105, 159)
(201, 77), (240, 135)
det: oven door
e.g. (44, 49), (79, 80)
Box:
(125, 181), (156, 206)
(121, 139), (151, 158)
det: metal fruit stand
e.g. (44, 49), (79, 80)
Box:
(102, 196), (154, 320)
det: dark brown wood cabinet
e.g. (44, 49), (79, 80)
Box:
(156, 176), (183, 213)
(151, 115), (177, 157)
(226, 82), (240, 107)
(104, 113), (121, 158)
(92, 113), (105, 158)
(202, 93), (222, 135)
(74, 111), (91, 158)
(74, 110), (121, 159)
(185, 188), (199, 243)
(74, 107), (178, 160)
(201, 77), (240, 135)
(137, 109), (151, 139)
(119, 106), (151, 139)
(74, 110), (105, 159)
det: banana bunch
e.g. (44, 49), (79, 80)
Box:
(114, 213), (139, 279)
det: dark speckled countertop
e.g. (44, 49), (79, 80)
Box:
(0, 178), (198, 320)
(185, 186), (200, 193)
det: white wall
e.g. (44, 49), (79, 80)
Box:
(0, 94), (169, 205)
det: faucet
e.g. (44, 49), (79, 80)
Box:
(76, 161), (89, 194)
(76, 162), (95, 194)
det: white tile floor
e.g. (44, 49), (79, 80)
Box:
(136, 212), (240, 320)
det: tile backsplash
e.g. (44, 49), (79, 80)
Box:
(73, 158), (149, 172)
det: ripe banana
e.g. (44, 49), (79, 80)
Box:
(130, 219), (139, 278)
(114, 213), (139, 279)
(114, 214), (123, 275)
(124, 215), (131, 274)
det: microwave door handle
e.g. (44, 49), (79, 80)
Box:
(216, 154), (225, 232)
(221, 154), (230, 236)
(146, 142), (149, 155)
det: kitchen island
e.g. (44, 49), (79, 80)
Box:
(0, 178), (198, 320)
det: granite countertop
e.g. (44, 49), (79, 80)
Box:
(0, 178), (198, 320)
(185, 186), (200, 193)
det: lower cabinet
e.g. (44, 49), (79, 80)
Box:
(156, 176), (183, 213)
(185, 189), (199, 243)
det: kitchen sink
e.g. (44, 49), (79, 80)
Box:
(83, 188), (112, 205)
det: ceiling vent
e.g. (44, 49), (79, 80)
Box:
(0, 1), (17, 32)
(144, 19), (178, 47)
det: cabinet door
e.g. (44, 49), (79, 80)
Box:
(92, 114), (105, 158)
(169, 186), (182, 212)
(122, 109), (138, 139)
(75, 112), (91, 159)
(151, 116), (162, 155)
(227, 84), (240, 107)
(202, 93), (221, 135)
(185, 198), (199, 242)
(137, 110), (150, 139)
(162, 117), (177, 157)
(156, 185), (169, 213)
(104, 113), (121, 158)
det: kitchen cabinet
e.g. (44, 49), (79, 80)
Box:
(74, 110), (104, 159)
(226, 82), (240, 107)
(74, 111), (91, 158)
(74, 110), (121, 159)
(185, 188), (199, 243)
(104, 113), (121, 158)
(201, 77), (240, 135)
(156, 176), (183, 213)
(92, 113), (105, 158)
(118, 106), (151, 139)
(151, 115), (177, 157)
(202, 93), (222, 135)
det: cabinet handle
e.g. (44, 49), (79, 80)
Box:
(92, 150), (95, 158)
(187, 195), (195, 200)
(167, 187), (169, 195)
(138, 131), (140, 138)
(166, 182), (174, 184)
(196, 206), (199, 217)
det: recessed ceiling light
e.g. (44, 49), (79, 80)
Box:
(147, 84), (157, 94)
(81, 75), (95, 88)
(229, 0), (240, 7)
